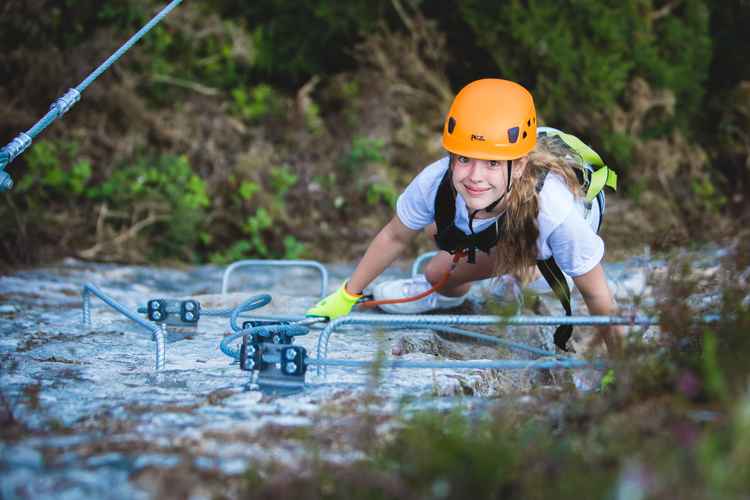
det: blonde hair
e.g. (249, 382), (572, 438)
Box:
(493, 135), (586, 283)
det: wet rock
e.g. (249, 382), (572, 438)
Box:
(0, 304), (18, 314)
(0, 249), (727, 496)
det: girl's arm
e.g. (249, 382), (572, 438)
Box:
(346, 216), (419, 294)
(572, 263), (623, 358)
(307, 216), (418, 319)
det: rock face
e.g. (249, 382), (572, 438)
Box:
(0, 252), (713, 497)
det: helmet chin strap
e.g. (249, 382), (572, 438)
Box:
(468, 160), (512, 235)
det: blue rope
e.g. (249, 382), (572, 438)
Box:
(220, 323), (310, 360)
(229, 295), (273, 332)
(307, 358), (606, 371)
(0, 0), (184, 191)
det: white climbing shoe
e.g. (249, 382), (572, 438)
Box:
(372, 274), (467, 314)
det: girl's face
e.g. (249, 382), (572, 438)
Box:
(451, 155), (527, 212)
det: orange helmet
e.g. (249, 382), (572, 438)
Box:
(442, 79), (537, 160)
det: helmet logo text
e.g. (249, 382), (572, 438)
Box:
(470, 134), (485, 141)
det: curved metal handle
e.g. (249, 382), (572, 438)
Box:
(221, 259), (329, 299)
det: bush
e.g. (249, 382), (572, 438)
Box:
(88, 153), (210, 261)
(458, 0), (710, 131)
(213, 0), (392, 84)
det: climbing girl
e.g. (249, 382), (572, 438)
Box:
(307, 79), (622, 356)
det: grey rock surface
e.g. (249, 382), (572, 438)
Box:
(0, 250), (718, 498)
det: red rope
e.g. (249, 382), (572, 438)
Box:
(358, 251), (464, 309)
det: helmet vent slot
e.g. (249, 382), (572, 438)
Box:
(508, 127), (520, 143)
(448, 117), (456, 134)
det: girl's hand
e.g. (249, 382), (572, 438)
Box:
(306, 281), (362, 320)
(573, 263), (624, 358)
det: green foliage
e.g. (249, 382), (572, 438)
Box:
(336, 137), (396, 208)
(340, 137), (385, 174)
(698, 393), (750, 496)
(216, 0), (391, 82)
(231, 84), (282, 122)
(706, 0), (750, 93)
(303, 100), (324, 135)
(16, 140), (91, 199)
(459, 0), (636, 124)
(135, 9), (254, 104)
(282, 235), (305, 260)
(209, 207), (273, 262)
(339, 80), (360, 100)
(599, 368), (616, 393)
(691, 176), (727, 214)
(209, 210), (306, 263)
(268, 165), (298, 198)
(209, 240), (252, 265)
(143, 25), (177, 79)
(90, 154), (210, 259)
(96, 2), (150, 27)
(0, 0), (138, 50)
(701, 331), (728, 402)
(209, 164), (304, 263)
(643, 243), (750, 407)
(600, 132), (635, 171)
(633, 0), (711, 129)
(92, 154), (208, 209)
(240, 407), (618, 498)
(366, 183), (397, 207)
(242, 207), (272, 257)
(377, 411), (520, 497)
(238, 180), (260, 201)
(458, 0), (710, 132)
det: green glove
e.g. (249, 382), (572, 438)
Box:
(306, 281), (362, 319)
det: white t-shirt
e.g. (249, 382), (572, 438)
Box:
(395, 156), (604, 277)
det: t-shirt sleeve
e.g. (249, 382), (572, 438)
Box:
(537, 172), (604, 276)
(547, 208), (605, 276)
(537, 173), (574, 233)
(395, 158), (448, 230)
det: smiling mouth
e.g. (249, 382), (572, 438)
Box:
(463, 185), (491, 195)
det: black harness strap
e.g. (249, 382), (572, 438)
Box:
(537, 257), (574, 351)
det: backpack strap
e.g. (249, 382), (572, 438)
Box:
(537, 257), (574, 351)
(540, 129), (618, 202)
(434, 164), (455, 230)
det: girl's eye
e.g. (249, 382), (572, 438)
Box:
(457, 156), (470, 164)
(488, 160), (499, 168)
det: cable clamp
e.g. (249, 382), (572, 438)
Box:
(3, 133), (32, 163)
(50, 88), (81, 116)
